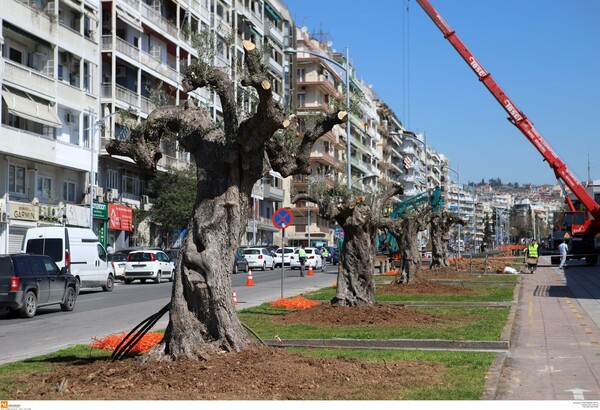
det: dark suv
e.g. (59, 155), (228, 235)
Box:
(0, 254), (78, 318)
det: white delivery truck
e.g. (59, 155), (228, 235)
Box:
(22, 227), (114, 292)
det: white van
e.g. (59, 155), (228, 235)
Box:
(22, 227), (114, 292)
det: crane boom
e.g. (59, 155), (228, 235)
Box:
(416, 0), (600, 223)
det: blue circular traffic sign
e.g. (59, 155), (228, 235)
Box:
(271, 208), (293, 230)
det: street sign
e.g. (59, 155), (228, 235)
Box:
(271, 208), (293, 230)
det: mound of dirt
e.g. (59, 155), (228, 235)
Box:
(273, 302), (453, 326)
(377, 282), (475, 295)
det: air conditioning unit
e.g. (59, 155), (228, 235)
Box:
(110, 188), (119, 198)
(50, 206), (63, 219)
(104, 191), (113, 202)
(39, 204), (50, 218)
(141, 195), (149, 204)
(94, 186), (104, 198)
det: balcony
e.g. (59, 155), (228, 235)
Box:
(297, 75), (338, 98)
(267, 22), (284, 45)
(3, 60), (55, 98)
(310, 152), (340, 168)
(140, 2), (178, 40)
(139, 51), (180, 84)
(102, 83), (140, 109)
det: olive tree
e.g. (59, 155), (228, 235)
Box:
(106, 41), (346, 360)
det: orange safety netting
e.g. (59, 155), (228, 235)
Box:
(90, 332), (163, 353)
(269, 296), (319, 309)
(383, 270), (399, 276)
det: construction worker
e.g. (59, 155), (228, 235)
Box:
(298, 245), (307, 277)
(321, 247), (329, 271)
(558, 240), (568, 269)
(524, 238), (539, 274)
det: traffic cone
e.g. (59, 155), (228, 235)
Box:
(232, 290), (238, 306)
(307, 265), (313, 276)
(245, 269), (255, 286)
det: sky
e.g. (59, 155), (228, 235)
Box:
(284, 0), (600, 185)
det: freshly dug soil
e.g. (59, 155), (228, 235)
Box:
(6, 277), (495, 400)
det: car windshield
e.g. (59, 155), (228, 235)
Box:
(243, 249), (260, 255)
(129, 252), (153, 262)
(109, 254), (128, 262)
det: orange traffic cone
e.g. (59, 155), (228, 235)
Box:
(307, 265), (313, 276)
(232, 290), (238, 306)
(245, 269), (255, 286)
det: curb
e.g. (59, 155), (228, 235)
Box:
(264, 338), (509, 352)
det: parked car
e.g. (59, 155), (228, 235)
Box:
(108, 252), (128, 280)
(0, 254), (78, 318)
(233, 249), (249, 274)
(274, 247), (296, 268)
(22, 227), (113, 292)
(242, 248), (275, 271)
(124, 250), (175, 284)
(165, 248), (181, 269)
(290, 247), (323, 270)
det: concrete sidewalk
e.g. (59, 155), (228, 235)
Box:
(493, 257), (600, 400)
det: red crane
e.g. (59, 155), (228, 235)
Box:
(416, 0), (600, 264)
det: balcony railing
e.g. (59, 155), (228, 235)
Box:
(140, 2), (178, 39)
(3, 60), (55, 97)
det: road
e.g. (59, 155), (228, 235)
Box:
(0, 265), (338, 365)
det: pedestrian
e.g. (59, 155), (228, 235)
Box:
(321, 247), (329, 271)
(558, 240), (568, 269)
(524, 238), (539, 274)
(298, 245), (307, 277)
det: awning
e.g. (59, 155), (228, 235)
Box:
(2, 86), (62, 128)
(265, 4), (281, 23)
(116, 5), (142, 31)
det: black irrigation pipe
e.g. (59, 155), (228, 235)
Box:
(111, 302), (171, 361)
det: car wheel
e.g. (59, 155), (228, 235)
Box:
(124, 279), (133, 285)
(60, 287), (77, 311)
(244, 263), (249, 273)
(19, 291), (37, 318)
(169, 271), (174, 282)
(270, 262), (274, 270)
(262, 262), (266, 271)
(102, 274), (114, 292)
(155, 272), (162, 284)
(233, 264), (239, 274)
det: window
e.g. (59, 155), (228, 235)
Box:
(296, 93), (305, 108)
(9, 165), (25, 194)
(83, 114), (91, 148)
(107, 169), (119, 190)
(37, 176), (52, 200)
(63, 181), (76, 202)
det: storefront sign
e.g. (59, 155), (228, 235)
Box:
(93, 202), (108, 219)
(109, 203), (133, 231)
(9, 202), (38, 221)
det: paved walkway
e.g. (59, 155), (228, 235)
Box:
(494, 257), (600, 400)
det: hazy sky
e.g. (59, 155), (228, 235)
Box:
(284, 0), (600, 185)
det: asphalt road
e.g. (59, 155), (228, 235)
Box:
(0, 265), (338, 365)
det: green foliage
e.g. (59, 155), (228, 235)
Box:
(147, 166), (196, 235)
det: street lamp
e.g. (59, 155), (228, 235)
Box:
(284, 46), (352, 190)
(446, 166), (461, 258)
(89, 111), (121, 229)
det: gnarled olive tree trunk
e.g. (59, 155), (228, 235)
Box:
(430, 210), (464, 270)
(106, 42), (346, 360)
(293, 185), (404, 306)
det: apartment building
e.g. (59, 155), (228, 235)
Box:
(0, 0), (101, 252)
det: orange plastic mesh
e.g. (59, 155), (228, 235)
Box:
(90, 332), (163, 353)
(269, 296), (319, 309)
(383, 270), (399, 276)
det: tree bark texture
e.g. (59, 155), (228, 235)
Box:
(107, 42), (346, 361)
(293, 185), (403, 306)
(429, 210), (464, 270)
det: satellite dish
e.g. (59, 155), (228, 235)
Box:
(326, 41), (333, 47)
(301, 26), (308, 33)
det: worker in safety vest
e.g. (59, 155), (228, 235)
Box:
(321, 247), (329, 271)
(298, 245), (307, 277)
(524, 238), (539, 274)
